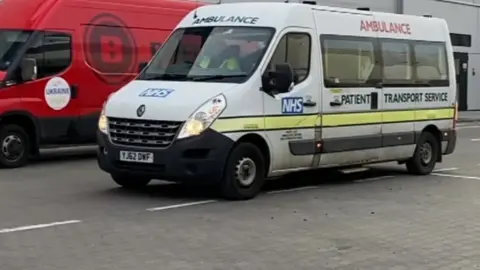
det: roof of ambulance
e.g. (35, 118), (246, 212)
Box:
(182, 2), (446, 26)
(193, 2), (444, 17)
(0, 0), (200, 29)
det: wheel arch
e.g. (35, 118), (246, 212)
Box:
(0, 111), (41, 154)
(420, 124), (442, 162)
(235, 133), (271, 177)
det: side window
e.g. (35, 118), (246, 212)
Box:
(42, 33), (71, 78)
(267, 33), (311, 85)
(381, 41), (412, 82)
(321, 36), (379, 87)
(413, 42), (449, 83)
(23, 32), (71, 80)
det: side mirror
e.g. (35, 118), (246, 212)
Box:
(261, 63), (294, 94)
(20, 58), (37, 82)
(138, 62), (148, 73)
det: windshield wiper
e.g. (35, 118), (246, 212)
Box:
(142, 73), (187, 81)
(191, 74), (247, 81)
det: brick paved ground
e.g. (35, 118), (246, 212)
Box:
(1, 122), (480, 270)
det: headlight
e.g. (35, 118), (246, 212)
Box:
(177, 94), (227, 139)
(98, 109), (108, 134)
(98, 94), (113, 134)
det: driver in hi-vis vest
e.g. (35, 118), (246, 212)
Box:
(198, 45), (241, 71)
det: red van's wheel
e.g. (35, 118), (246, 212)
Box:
(0, 124), (30, 168)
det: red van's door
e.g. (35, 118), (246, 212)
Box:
(18, 29), (80, 143)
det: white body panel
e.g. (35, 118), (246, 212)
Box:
(106, 81), (239, 121)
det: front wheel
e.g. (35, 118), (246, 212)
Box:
(111, 174), (151, 189)
(220, 142), (266, 200)
(0, 124), (30, 168)
(406, 132), (439, 175)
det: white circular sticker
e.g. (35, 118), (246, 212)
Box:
(45, 77), (71, 110)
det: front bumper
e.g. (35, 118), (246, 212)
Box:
(443, 129), (456, 155)
(97, 129), (234, 184)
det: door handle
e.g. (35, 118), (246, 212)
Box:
(71, 84), (78, 99)
(330, 100), (342, 106)
(302, 100), (316, 107)
(370, 92), (378, 109)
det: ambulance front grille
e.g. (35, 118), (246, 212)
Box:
(108, 117), (183, 147)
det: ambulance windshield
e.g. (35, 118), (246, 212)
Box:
(138, 26), (274, 83)
(0, 30), (32, 71)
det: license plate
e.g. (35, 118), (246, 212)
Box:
(119, 151), (154, 163)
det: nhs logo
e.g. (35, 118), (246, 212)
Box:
(281, 97), (303, 114)
(139, 88), (174, 98)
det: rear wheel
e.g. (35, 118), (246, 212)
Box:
(220, 142), (266, 200)
(406, 132), (439, 175)
(0, 124), (30, 168)
(111, 174), (151, 189)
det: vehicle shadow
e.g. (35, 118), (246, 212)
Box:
(27, 146), (97, 167)
(104, 165), (410, 201)
(264, 165), (408, 193)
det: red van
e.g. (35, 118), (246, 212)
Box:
(0, 0), (200, 167)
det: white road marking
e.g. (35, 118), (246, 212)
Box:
(146, 200), (217, 212)
(267, 186), (318, 194)
(0, 220), (82, 234)
(432, 173), (480, 181)
(471, 138), (480, 141)
(456, 125), (480, 129)
(353, 175), (394, 183)
(269, 175), (396, 194)
(433, 167), (458, 172)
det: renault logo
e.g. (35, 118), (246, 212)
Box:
(136, 104), (146, 117)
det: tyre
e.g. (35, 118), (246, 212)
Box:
(0, 124), (30, 168)
(111, 174), (151, 189)
(406, 132), (439, 175)
(220, 142), (266, 200)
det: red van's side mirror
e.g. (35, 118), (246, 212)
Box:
(138, 62), (148, 73)
(20, 58), (37, 82)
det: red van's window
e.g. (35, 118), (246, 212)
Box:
(0, 30), (32, 71)
(22, 32), (72, 79)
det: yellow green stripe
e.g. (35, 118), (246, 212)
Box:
(211, 108), (454, 133)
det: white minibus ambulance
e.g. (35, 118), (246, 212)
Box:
(97, 2), (457, 200)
